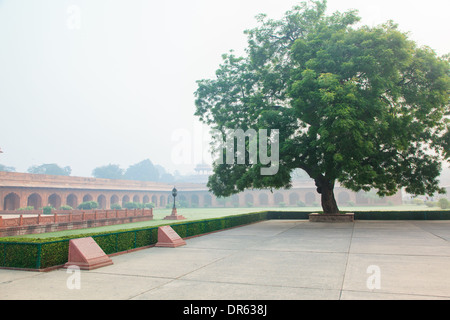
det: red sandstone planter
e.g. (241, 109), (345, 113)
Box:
(309, 213), (354, 222)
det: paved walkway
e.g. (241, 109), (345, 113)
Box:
(1, 220), (450, 300)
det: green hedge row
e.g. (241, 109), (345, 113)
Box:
(353, 211), (450, 220)
(266, 210), (450, 220)
(0, 211), (268, 270)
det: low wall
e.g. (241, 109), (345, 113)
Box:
(0, 209), (153, 237)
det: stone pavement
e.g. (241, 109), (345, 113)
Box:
(1, 219), (450, 300)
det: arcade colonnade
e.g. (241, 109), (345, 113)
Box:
(1, 187), (401, 211)
(0, 172), (402, 211)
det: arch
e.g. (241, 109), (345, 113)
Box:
(97, 194), (107, 209)
(305, 192), (316, 206)
(151, 195), (158, 206)
(143, 195), (150, 204)
(204, 194), (212, 207)
(274, 193), (284, 205)
(289, 193), (300, 206)
(122, 195), (130, 204)
(337, 192), (350, 205)
(48, 194), (62, 209)
(4, 192), (20, 210)
(231, 194), (239, 207)
(27, 193), (42, 209)
(110, 195), (119, 206)
(259, 193), (268, 206)
(83, 194), (93, 202)
(355, 191), (369, 205)
(66, 194), (78, 209)
(178, 195), (187, 206)
(191, 194), (199, 207)
(159, 195), (166, 207)
(245, 194), (254, 206)
(133, 195), (140, 203)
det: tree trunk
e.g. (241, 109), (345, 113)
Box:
(315, 178), (340, 214)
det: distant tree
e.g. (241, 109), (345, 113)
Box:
(0, 164), (15, 172)
(155, 164), (175, 182)
(28, 163), (71, 176)
(124, 159), (159, 181)
(92, 164), (124, 180)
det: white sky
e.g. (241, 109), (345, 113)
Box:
(0, 0), (449, 177)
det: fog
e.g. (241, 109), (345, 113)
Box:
(0, 0), (449, 177)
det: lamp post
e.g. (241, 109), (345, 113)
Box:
(164, 186), (185, 220)
(172, 187), (177, 215)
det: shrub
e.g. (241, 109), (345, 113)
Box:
(43, 206), (54, 215)
(110, 203), (122, 210)
(144, 202), (155, 209)
(59, 205), (73, 210)
(122, 202), (143, 209)
(77, 201), (99, 210)
(425, 201), (437, 208)
(278, 202), (286, 207)
(17, 206), (35, 211)
(296, 201), (306, 207)
(178, 200), (189, 208)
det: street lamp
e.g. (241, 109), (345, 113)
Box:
(164, 186), (185, 220)
(172, 187), (177, 213)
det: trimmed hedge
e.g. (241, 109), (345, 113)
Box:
(266, 210), (450, 220)
(1, 210), (449, 270)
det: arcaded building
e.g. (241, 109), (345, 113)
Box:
(0, 171), (402, 211)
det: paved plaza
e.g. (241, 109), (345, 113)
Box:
(1, 219), (450, 300)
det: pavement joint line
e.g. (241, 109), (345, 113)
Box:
(267, 221), (308, 237)
(151, 276), (345, 292)
(411, 222), (450, 243)
(339, 221), (356, 300)
(345, 252), (450, 258)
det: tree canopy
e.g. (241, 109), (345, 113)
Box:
(194, 0), (449, 214)
(28, 163), (72, 176)
(123, 159), (160, 182)
(92, 164), (124, 180)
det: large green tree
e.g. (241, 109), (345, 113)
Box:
(195, 0), (449, 214)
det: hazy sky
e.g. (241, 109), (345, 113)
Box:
(0, 0), (449, 177)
